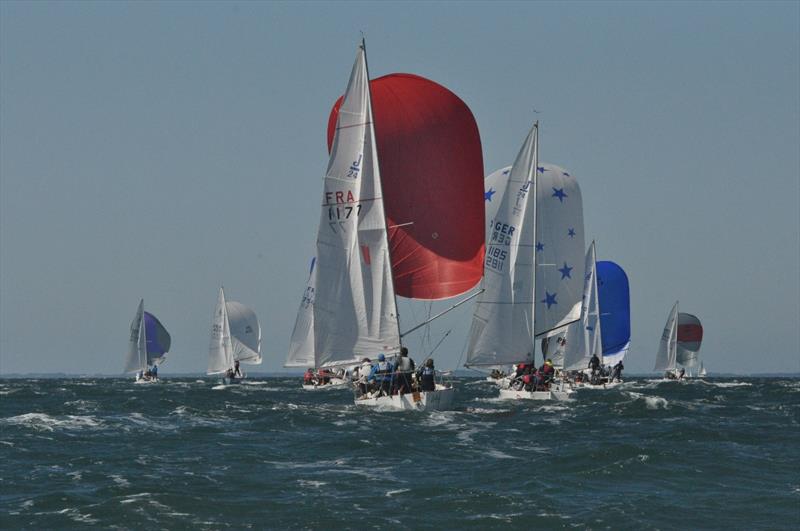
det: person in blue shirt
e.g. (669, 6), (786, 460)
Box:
(150, 364), (158, 380)
(368, 353), (394, 397)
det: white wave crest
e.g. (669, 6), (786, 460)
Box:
(2, 413), (102, 432)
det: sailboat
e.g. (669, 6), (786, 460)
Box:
(288, 39), (484, 410)
(562, 253), (631, 389)
(654, 301), (703, 379)
(123, 299), (171, 383)
(466, 123), (586, 401)
(207, 287), (262, 384)
(699, 362), (707, 378)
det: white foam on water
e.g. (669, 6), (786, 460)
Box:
(211, 384), (228, 390)
(67, 471), (83, 481)
(700, 381), (752, 388)
(385, 488), (410, 496)
(298, 479), (327, 488)
(644, 396), (669, 410)
(485, 448), (516, 460)
(111, 474), (130, 487)
(2, 413), (103, 432)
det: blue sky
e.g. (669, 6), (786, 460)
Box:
(1, 1), (798, 374)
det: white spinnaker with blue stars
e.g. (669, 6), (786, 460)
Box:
(467, 150), (585, 367)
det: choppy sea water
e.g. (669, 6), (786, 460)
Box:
(1, 376), (798, 529)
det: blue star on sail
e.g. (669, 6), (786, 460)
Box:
(542, 291), (558, 308)
(484, 188), (496, 201)
(558, 262), (573, 279)
(537, 166), (546, 173)
(552, 188), (567, 202)
(568, 228), (576, 238)
(535, 242), (544, 252)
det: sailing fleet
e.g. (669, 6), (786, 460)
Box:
(122, 38), (706, 403)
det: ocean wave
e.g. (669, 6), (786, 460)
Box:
(2, 413), (103, 432)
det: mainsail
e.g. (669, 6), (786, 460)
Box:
(208, 287), (234, 375)
(467, 125), (585, 367)
(466, 123), (539, 367)
(328, 73), (484, 300)
(596, 260), (631, 366)
(124, 299), (171, 373)
(562, 242), (602, 371)
(311, 40), (401, 368)
(654, 302), (679, 371)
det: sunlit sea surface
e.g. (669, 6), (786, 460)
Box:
(1, 376), (798, 529)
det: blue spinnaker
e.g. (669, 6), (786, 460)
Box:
(143, 311), (171, 364)
(596, 261), (630, 358)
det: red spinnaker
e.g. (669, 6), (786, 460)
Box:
(327, 73), (485, 300)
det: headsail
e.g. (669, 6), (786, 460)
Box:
(596, 260), (631, 366)
(226, 301), (261, 365)
(654, 302), (679, 371)
(124, 299), (146, 373)
(676, 312), (703, 367)
(328, 73), (485, 300)
(208, 287), (234, 375)
(285, 257), (317, 368)
(312, 40), (401, 368)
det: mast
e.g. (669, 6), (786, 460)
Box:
(530, 121), (539, 365)
(362, 36), (403, 352)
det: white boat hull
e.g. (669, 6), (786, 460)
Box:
(574, 380), (623, 390)
(355, 384), (454, 411)
(302, 377), (349, 391)
(498, 386), (573, 401)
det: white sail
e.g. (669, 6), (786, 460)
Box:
(207, 287), (234, 375)
(466, 122), (539, 367)
(654, 301), (679, 371)
(123, 299), (146, 373)
(468, 128), (586, 367)
(226, 301), (261, 365)
(311, 41), (401, 368)
(562, 241), (603, 371)
(285, 258), (316, 368)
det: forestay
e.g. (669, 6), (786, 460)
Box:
(312, 41), (400, 368)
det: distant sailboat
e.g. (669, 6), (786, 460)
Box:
(699, 361), (707, 378)
(124, 299), (171, 383)
(466, 122), (586, 401)
(207, 287), (261, 384)
(654, 301), (703, 379)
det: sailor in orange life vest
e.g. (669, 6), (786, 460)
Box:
(303, 368), (315, 385)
